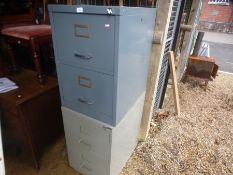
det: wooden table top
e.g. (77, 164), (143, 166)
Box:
(0, 69), (58, 106)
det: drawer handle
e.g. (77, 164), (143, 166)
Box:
(83, 165), (92, 172)
(78, 139), (92, 150)
(74, 52), (92, 60)
(80, 162), (92, 172)
(78, 98), (94, 105)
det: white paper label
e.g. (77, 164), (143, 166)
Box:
(105, 24), (110, 28)
(76, 7), (83, 13)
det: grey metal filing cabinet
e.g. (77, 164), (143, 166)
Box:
(61, 91), (145, 175)
(49, 5), (156, 175)
(49, 5), (156, 126)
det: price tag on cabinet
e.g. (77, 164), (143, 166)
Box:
(76, 7), (83, 13)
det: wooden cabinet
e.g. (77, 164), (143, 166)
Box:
(0, 70), (64, 169)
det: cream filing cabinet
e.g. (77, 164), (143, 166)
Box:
(61, 92), (145, 175)
(49, 5), (156, 175)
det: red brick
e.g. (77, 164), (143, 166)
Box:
(200, 0), (233, 22)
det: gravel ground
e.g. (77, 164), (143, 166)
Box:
(120, 72), (233, 175)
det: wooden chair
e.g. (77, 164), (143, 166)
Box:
(1, 0), (51, 84)
(0, 0), (36, 76)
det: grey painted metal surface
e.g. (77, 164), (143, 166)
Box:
(52, 13), (115, 74)
(59, 64), (114, 124)
(61, 92), (145, 175)
(49, 5), (156, 126)
(49, 5), (154, 15)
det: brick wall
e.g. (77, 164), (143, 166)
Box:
(200, 0), (233, 23)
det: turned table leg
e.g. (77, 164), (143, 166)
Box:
(30, 38), (45, 84)
(6, 43), (19, 72)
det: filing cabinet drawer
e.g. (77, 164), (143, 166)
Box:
(52, 13), (115, 74)
(66, 138), (109, 175)
(59, 64), (114, 122)
(62, 107), (111, 158)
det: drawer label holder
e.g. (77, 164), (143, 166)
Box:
(78, 76), (92, 88)
(74, 24), (90, 38)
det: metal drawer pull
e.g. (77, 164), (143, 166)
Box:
(80, 162), (92, 172)
(78, 139), (92, 150)
(78, 98), (94, 105)
(83, 165), (92, 172)
(74, 52), (92, 60)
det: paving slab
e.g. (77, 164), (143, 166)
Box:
(200, 31), (233, 73)
(205, 41), (233, 73)
(203, 31), (233, 45)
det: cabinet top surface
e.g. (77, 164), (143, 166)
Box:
(48, 4), (156, 16)
(0, 69), (58, 106)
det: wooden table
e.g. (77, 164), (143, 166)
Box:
(0, 69), (64, 169)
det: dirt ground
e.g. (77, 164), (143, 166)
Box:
(5, 72), (233, 175)
(121, 72), (233, 175)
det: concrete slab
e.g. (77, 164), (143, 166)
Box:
(202, 31), (233, 45)
(206, 41), (233, 73)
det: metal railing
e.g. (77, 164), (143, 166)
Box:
(153, 0), (181, 110)
(74, 0), (156, 7)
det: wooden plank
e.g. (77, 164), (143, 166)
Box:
(119, 0), (123, 6)
(139, 0), (174, 141)
(178, 0), (202, 79)
(67, 0), (73, 4)
(180, 24), (193, 31)
(169, 51), (180, 115)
